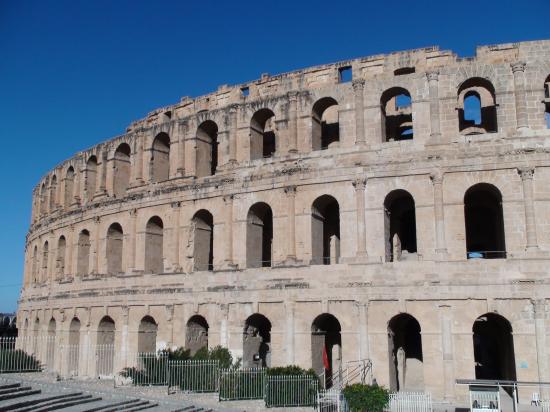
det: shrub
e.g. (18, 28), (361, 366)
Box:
(265, 365), (319, 407)
(266, 365), (317, 377)
(342, 383), (389, 412)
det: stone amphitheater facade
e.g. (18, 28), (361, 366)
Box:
(17, 39), (550, 401)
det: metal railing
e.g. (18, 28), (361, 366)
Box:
(388, 392), (433, 412)
(119, 352), (168, 386)
(0, 337), (42, 373)
(168, 359), (219, 393)
(93, 344), (115, 377)
(317, 388), (349, 412)
(219, 368), (266, 401)
(320, 359), (373, 389)
(265, 375), (318, 408)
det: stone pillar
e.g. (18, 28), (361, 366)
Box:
(133, 133), (144, 185)
(72, 164), (81, 206)
(91, 217), (100, 274)
(430, 171), (448, 257)
(120, 306), (129, 370)
(284, 186), (297, 261)
(228, 105), (238, 164)
(177, 123), (186, 176)
(95, 148), (108, 198)
(128, 209), (138, 272)
(439, 305), (455, 400)
(223, 195), (235, 268)
(353, 179), (368, 258)
(358, 301), (369, 361)
(511, 62), (529, 131)
(220, 304), (229, 348)
(353, 79), (366, 145)
(533, 299), (549, 396)
(518, 167), (539, 251)
(287, 91), (298, 153)
(285, 301), (295, 364)
(66, 225), (74, 278)
(171, 202), (181, 272)
(427, 71), (441, 139)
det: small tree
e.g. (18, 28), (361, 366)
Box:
(343, 383), (389, 412)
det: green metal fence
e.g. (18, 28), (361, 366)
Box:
(168, 359), (219, 393)
(219, 368), (266, 401)
(265, 374), (319, 408)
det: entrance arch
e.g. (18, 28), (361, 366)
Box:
(311, 313), (341, 388)
(186, 315), (209, 355)
(96, 316), (115, 376)
(138, 316), (158, 353)
(243, 314), (271, 368)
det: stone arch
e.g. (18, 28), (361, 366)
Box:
(312, 97), (340, 150)
(113, 143), (131, 198)
(85, 155), (97, 201)
(68, 317), (81, 376)
(311, 313), (341, 388)
(151, 132), (170, 183)
(243, 313), (271, 368)
(138, 315), (158, 353)
(106, 223), (124, 274)
(49, 175), (58, 211)
(64, 166), (75, 207)
(457, 77), (497, 134)
(144, 216), (164, 274)
(311, 195), (340, 265)
(40, 182), (48, 215)
(41, 241), (49, 282)
(196, 121), (218, 177)
(250, 108), (276, 160)
(544, 74), (550, 128)
(46, 318), (56, 370)
(192, 210), (214, 271)
(246, 202), (273, 268)
(56, 236), (66, 278)
(186, 315), (209, 355)
(77, 229), (91, 275)
(384, 189), (417, 262)
(473, 313), (516, 382)
(32, 245), (38, 283)
(381, 87), (413, 142)
(388, 313), (424, 392)
(96, 316), (115, 376)
(464, 183), (506, 259)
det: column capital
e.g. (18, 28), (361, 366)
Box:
(229, 104), (239, 114)
(223, 194), (235, 203)
(426, 71), (439, 82)
(128, 208), (138, 217)
(430, 170), (444, 185)
(287, 90), (299, 102)
(518, 167), (535, 180)
(352, 178), (366, 190)
(93, 215), (101, 224)
(352, 78), (365, 91)
(284, 185), (297, 196)
(511, 61), (526, 73)
(170, 201), (181, 209)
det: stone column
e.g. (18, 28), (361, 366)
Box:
(430, 171), (448, 257)
(91, 217), (100, 274)
(72, 164), (81, 206)
(120, 306), (129, 370)
(353, 79), (366, 145)
(533, 299), (549, 396)
(220, 304), (229, 348)
(353, 179), (367, 258)
(511, 62), (529, 131)
(128, 209), (138, 272)
(66, 225), (74, 278)
(177, 123), (186, 176)
(133, 133), (144, 185)
(223, 195), (235, 268)
(95, 148), (108, 198)
(284, 186), (297, 261)
(285, 301), (295, 365)
(427, 71), (441, 139)
(439, 305), (455, 400)
(287, 91), (298, 153)
(228, 105), (238, 164)
(358, 301), (369, 361)
(171, 202), (181, 272)
(518, 167), (539, 251)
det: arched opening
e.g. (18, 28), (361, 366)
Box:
(544, 75), (550, 128)
(243, 313), (271, 368)
(144, 216), (164, 274)
(32, 245), (38, 283)
(311, 314), (341, 388)
(192, 210), (214, 271)
(151, 133), (170, 183)
(85, 156), (97, 201)
(49, 176), (57, 210)
(246, 202), (273, 268)
(68, 318), (81, 376)
(458, 77), (497, 134)
(312, 97), (339, 150)
(464, 183), (506, 259)
(47, 318), (56, 370)
(196, 121), (218, 177)
(388, 314), (424, 392)
(311, 195), (340, 265)
(113, 143), (131, 198)
(384, 190), (417, 262)
(186, 315), (209, 355)
(77, 230), (90, 275)
(381, 88), (413, 142)
(473, 313), (516, 382)
(96, 316), (115, 376)
(40, 183), (48, 214)
(250, 108), (276, 160)
(41, 241), (49, 282)
(64, 167), (75, 207)
(106, 223), (124, 274)
(56, 236), (66, 279)
(138, 316), (158, 353)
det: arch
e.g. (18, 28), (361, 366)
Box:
(49, 175), (57, 210)
(246, 202), (273, 268)
(113, 143), (131, 198)
(96, 316), (115, 376)
(457, 77), (497, 134)
(85, 156), (98, 201)
(544, 75), (550, 128)
(250, 108), (276, 160)
(196, 121), (219, 177)
(151, 132), (170, 183)
(64, 167), (75, 207)
(311, 313), (341, 388)
(46, 318), (56, 369)
(243, 313), (272, 368)
(41, 241), (49, 282)
(473, 313), (516, 382)
(138, 315), (158, 353)
(56, 236), (66, 278)
(312, 97), (340, 150)
(77, 230), (91, 275)
(106, 223), (124, 274)
(32, 318), (40, 354)
(40, 182), (48, 215)
(192, 210), (214, 271)
(381, 87), (413, 142)
(186, 315), (209, 355)
(144, 216), (164, 274)
(384, 190), (417, 262)
(32, 245), (38, 284)
(68, 317), (81, 376)
(311, 195), (340, 265)
(388, 313), (424, 392)
(464, 183), (506, 259)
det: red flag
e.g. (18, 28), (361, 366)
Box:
(322, 345), (330, 370)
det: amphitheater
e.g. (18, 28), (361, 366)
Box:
(16, 39), (550, 403)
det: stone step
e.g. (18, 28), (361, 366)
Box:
(0, 387), (33, 396)
(77, 399), (145, 412)
(0, 391), (82, 410)
(100, 400), (153, 412)
(123, 403), (159, 412)
(0, 389), (41, 403)
(15, 394), (97, 412)
(0, 385), (20, 391)
(31, 396), (102, 412)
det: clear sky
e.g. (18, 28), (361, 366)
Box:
(0, 0), (548, 313)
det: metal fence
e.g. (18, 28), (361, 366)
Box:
(0, 337), (42, 373)
(119, 352), (168, 386)
(388, 392), (433, 412)
(168, 359), (219, 393)
(317, 388), (349, 412)
(265, 375), (318, 408)
(219, 368), (266, 401)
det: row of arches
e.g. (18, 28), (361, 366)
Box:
(29, 183), (507, 283)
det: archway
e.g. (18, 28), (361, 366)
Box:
(85, 156), (97, 201)
(250, 109), (276, 160)
(458, 77), (497, 134)
(384, 190), (417, 262)
(64, 167), (75, 207)
(68, 318), (81, 376)
(144, 216), (164, 273)
(311, 313), (341, 388)
(96, 316), (115, 376)
(56, 236), (66, 279)
(192, 210), (214, 271)
(77, 230), (90, 275)
(246, 202), (273, 268)
(151, 133), (170, 182)
(196, 121), (218, 177)
(186, 315), (209, 355)
(312, 97), (339, 150)
(243, 314), (271, 368)
(138, 316), (158, 354)
(381, 88), (413, 141)
(46, 318), (56, 370)
(113, 143), (131, 197)
(41, 241), (49, 282)
(311, 195), (340, 265)
(49, 175), (57, 210)
(106, 223), (123, 274)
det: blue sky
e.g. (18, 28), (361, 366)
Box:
(0, 0), (548, 312)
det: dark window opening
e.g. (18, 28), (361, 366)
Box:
(192, 210), (214, 271)
(381, 88), (414, 142)
(246, 202), (273, 268)
(338, 66), (352, 83)
(243, 314), (271, 368)
(113, 143), (131, 198)
(458, 77), (497, 134)
(464, 92), (482, 126)
(250, 109), (276, 160)
(311, 314), (341, 388)
(106, 223), (123, 274)
(138, 316), (158, 354)
(186, 315), (209, 355)
(311, 195), (340, 265)
(312, 97), (340, 150)
(394, 67), (416, 76)
(144, 216), (164, 273)
(151, 133), (170, 183)
(196, 121), (218, 177)
(384, 190), (417, 262)
(545, 77), (550, 128)
(241, 87), (250, 97)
